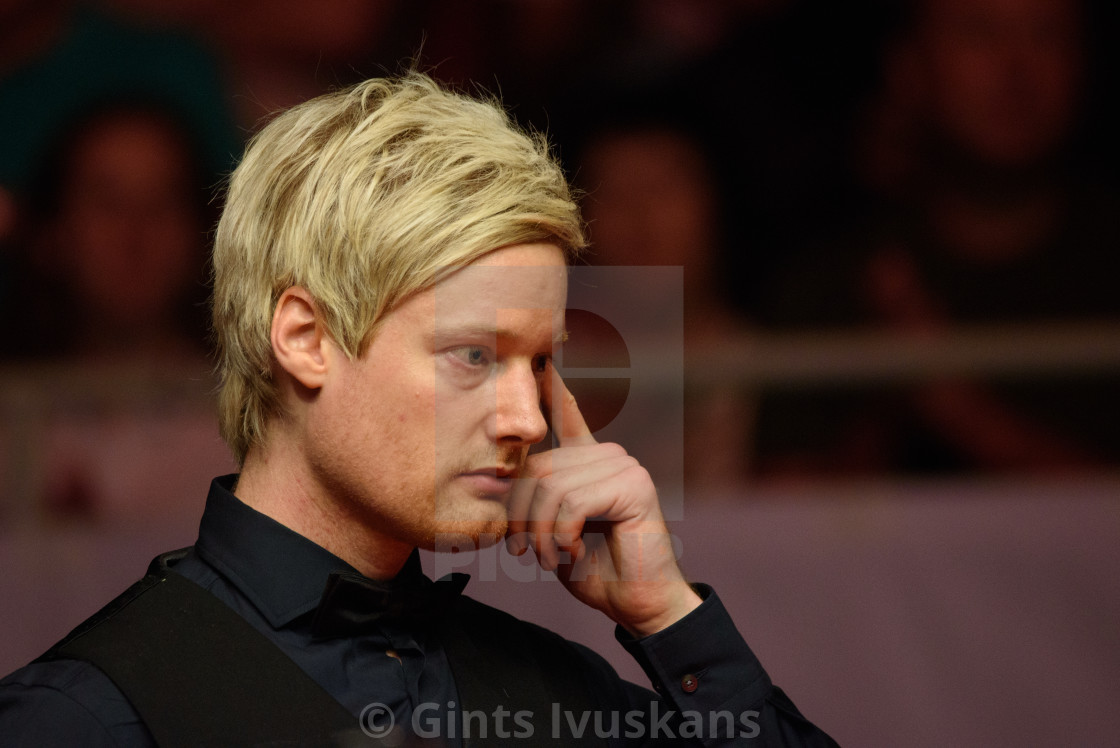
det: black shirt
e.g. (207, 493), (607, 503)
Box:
(0, 475), (837, 746)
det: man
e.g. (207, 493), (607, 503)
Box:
(0, 73), (837, 746)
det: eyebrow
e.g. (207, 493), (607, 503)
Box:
(434, 323), (569, 345)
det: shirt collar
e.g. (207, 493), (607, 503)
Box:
(193, 474), (429, 629)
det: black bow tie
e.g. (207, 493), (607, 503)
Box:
(310, 567), (469, 639)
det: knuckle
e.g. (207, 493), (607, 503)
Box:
(536, 473), (561, 495)
(621, 462), (652, 484)
(557, 492), (585, 517)
(597, 442), (628, 458)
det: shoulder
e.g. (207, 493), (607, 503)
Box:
(0, 658), (154, 747)
(0, 554), (185, 747)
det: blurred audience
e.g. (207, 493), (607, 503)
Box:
(200, 0), (398, 131)
(756, 0), (1120, 478)
(12, 101), (214, 362)
(576, 125), (756, 490)
(1, 100), (234, 523)
(0, 0), (238, 194)
(2, 0), (1118, 509)
(414, 0), (608, 143)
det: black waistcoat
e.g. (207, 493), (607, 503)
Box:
(37, 549), (609, 748)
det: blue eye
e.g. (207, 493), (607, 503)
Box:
(452, 346), (492, 367)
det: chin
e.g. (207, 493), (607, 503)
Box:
(426, 516), (509, 554)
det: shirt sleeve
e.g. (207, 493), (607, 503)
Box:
(614, 585), (840, 747)
(0, 659), (156, 747)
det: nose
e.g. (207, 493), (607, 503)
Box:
(493, 362), (548, 446)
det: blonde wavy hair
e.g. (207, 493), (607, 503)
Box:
(212, 73), (585, 463)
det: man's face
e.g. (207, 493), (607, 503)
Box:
(306, 243), (567, 550)
(59, 113), (199, 327)
(919, 0), (1082, 166)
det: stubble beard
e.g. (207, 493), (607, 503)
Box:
(430, 445), (527, 552)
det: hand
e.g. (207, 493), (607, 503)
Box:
(505, 366), (701, 637)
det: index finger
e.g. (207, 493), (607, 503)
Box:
(542, 363), (597, 447)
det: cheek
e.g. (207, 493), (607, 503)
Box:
(385, 379), (441, 463)
(432, 383), (497, 472)
(433, 378), (495, 430)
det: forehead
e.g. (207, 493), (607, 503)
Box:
(432, 243), (568, 327)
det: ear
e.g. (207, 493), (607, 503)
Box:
(271, 287), (330, 390)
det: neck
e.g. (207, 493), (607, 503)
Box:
(236, 433), (414, 580)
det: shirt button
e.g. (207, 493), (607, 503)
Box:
(681, 673), (699, 693)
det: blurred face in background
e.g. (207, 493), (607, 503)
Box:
(53, 110), (201, 332)
(914, 0), (1084, 167)
(580, 129), (718, 294)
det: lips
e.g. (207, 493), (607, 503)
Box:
(458, 466), (517, 496)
